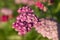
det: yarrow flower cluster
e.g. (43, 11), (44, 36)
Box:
(13, 6), (39, 35)
(12, 6), (58, 40)
(34, 18), (58, 40)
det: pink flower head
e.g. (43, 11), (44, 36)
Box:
(35, 1), (44, 10)
(34, 18), (58, 40)
(13, 6), (39, 35)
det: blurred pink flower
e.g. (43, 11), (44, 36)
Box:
(27, 0), (35, 6)
(1, 15), (8, 22)
(35, 1), (47, 12)
(15, 0), (22, 4)
(35, 1), (44, 10)
(15, 0), (35, 5)
(34, 18), (58, 40)
(0, 8), (13, 15)
(14, 0), (28, 4)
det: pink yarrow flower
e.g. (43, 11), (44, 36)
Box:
(34, 18), (58, 40)
(13, 6), (39, 35)
(35, 1), (44, 10)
